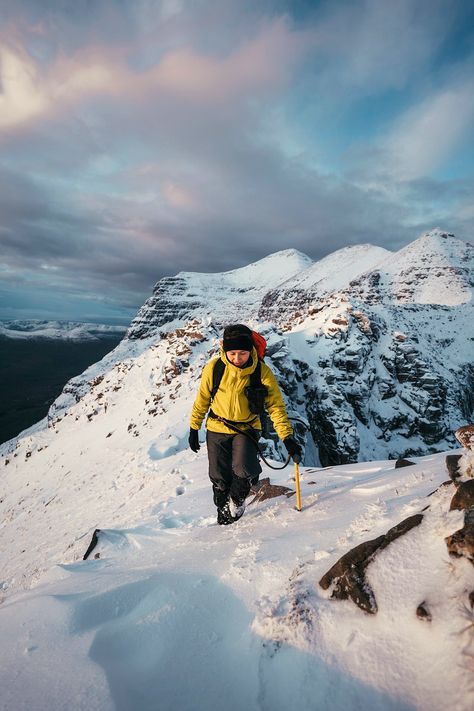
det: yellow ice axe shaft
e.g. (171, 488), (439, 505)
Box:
(294, 461), (302, 511)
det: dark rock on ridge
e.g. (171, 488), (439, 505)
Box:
(446, 454), (463, 483)
(449, 480), (474, 511)
(395, 458), (416, 468)
(416, 602), (432, 621)
(249, 477), (294, 504)
(319, 514), (424, 614)
(445, 508), (474, 562)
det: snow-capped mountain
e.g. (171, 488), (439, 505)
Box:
(259, 230), (474, 465)
(127, 248), (312, 339)
(0, 320), (127, 341)
(1, 229), (473, 709)
(40, 228), (471, 467)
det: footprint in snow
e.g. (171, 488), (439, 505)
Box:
(222, 541), (260, 581)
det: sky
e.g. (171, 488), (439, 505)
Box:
(1, 0), (474, 324)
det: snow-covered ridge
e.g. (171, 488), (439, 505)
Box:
(277, 243), (392, 292)
(350, 229), (474, 306)
(10, 228), (470, 468)
(258, 243), (392, 324)
(1, 230), (473, 709)
(127, 248), (313, 339)
(177, 248), (313, 287)
(0, 320), (127, 341)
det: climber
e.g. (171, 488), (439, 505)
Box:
(188, 324), (302, 525)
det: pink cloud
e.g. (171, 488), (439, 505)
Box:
(149, 17), (314, 99)
(0, 17), (315, 132)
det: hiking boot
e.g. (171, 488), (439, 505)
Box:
(228, 497), (246, 521)
(217, 501), (234, 525)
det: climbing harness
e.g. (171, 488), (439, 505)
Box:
(207, 410), (292, 470)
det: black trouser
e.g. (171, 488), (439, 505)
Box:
(206, 429), (262, 508)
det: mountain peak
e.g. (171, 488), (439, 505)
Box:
(359, 228), (474, 306)
(176, 248), (313, 284)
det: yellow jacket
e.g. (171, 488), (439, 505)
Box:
(190, 347), (294, 440)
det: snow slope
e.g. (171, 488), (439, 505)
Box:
(0, 443), (472, 711)
(268, 243), (391, 296)
(1, 229), (473, 710)
(350, 229), (473, 306)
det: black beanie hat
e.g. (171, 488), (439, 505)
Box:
(223, 324), (253, 352)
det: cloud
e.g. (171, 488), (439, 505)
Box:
(382, 81), (474, 181)
(308, 0), (460, 95)
(162, 181), (196, 210)
(0, 47), (49, 128)
(0, 15), (314, 133)
(1, 0), (473, 322)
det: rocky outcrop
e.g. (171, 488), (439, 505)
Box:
(446, 454), (463, 482)
(445, 509), (474, 561)
(127, 277), (206, 339)
(321, 447), (474, 615)
(319, 514), (424, 614)
(249, 477), (294, 504)
(445, 448), (474, 563)
(449, 480), (474, 511)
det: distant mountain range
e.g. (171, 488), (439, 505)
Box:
(0, 320), (127, 341)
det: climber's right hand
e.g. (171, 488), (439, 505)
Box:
(188, 428), (200, 453)
(283, 435), (302, 464)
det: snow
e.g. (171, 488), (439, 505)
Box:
(277, 244), (392, 294)
(1, 230), (473, 710)
(1, 423), (473, 710)
(371, 229), (473, 306)
(0, 320), (127, 341)
(142, 249), (317, 328)
(177, 248), (313, 289)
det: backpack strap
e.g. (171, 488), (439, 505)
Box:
(249, 360), (262, 388)
(210, 357), (262, 401)
(211, 358), (226, 401)
(211, 358), (262, 402)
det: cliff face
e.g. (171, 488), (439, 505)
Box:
(45, 230), (473, 466)
(257, 231), (473, 464)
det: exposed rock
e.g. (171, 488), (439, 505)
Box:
(416, 602), (432, 621)
(445, 508), (474, 562)
(319, 536), (382, 614)
(455, 424), (474, 450)
(319, 514), (424, 614)
(446, 454), (463, 483)
(395, 458), (416, 469)
(449, 480), (474, 511)
(83, 528), (101, 560)
(249, 477), (294, 504)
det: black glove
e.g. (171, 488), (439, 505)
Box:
(188, 428), (200, 453)
(283, 436), (302, 463)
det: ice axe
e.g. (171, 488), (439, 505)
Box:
(293, 453), (302, 511)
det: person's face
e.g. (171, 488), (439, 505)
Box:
(226, 350), (251, 368)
